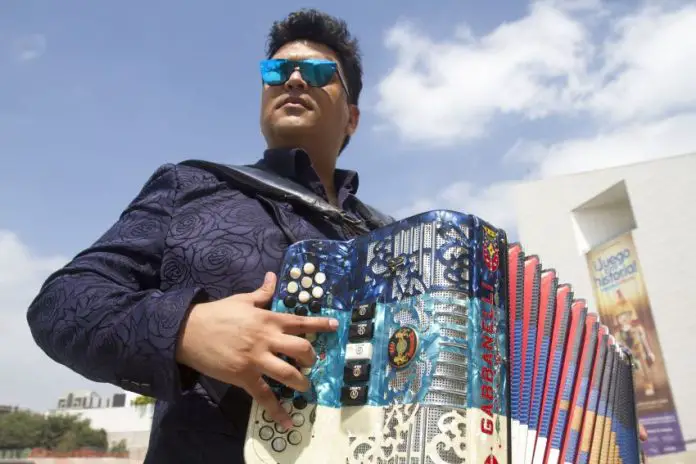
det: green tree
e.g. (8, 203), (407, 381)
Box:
(110, 439), (128, 454)
(0, 411), (107, 452)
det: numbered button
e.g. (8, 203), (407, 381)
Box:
(349, 322), (374, 342)
(352, 302), (376, 322)
(344, 362), (371, 383)
(341, 385), (368, 406)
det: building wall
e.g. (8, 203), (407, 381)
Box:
(512, 152), (696, 449)
(48, 395), (153, 461)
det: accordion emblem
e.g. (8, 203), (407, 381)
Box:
(243, 210), (642, 464)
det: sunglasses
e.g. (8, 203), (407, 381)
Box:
(260, 58), (350, 97)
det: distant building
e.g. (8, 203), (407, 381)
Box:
(512, 152), (695, 457)
(48, 389), (153, 461)
(0, 404), (18, 415)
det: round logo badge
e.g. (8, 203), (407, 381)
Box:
(388, 327), (419, 368)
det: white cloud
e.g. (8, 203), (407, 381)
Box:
(374, 1), (696, 145)
(378, 0), (696, 230)
(393, 180), (519, 233)
(507, 112), (696, 178)
(374, 1), (594, 146)
(0, 231), (118, 412)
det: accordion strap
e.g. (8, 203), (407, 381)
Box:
(178, 159), (393, 233)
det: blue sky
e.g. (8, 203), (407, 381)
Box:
(1, 0), (528, 257)
(3, 0), (696, 410)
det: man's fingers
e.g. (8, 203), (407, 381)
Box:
(639, 423), (648, 441)
(278, 313), (339, 335)
(247, 377), (292, 430)
(270, 334), (317, 368)
(258, 352), (310, 392)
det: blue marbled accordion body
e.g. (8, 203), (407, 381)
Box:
(246, 210), (510, 464)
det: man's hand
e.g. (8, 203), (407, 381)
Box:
(639, 423), (648, 442)
(176, 271), (337, 429)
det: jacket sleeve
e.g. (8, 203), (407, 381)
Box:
(26, 163), (209, 402)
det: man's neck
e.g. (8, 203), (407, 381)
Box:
(312, 160), (338, 206)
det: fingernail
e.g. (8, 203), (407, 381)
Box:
(329, 319), (339, 329)
(282, 419), (293, 429)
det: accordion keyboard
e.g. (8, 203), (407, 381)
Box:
(244, 210), (510, 464)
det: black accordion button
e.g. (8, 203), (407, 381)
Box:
(344, 362), (371, 383)
(309, 300), (322, 314)
(341, 385), (368, 406)
(352, 302), (375, 322)
(294, 306), (308, 316)
(284, 295), (298, 308)
(292, 395), (308, 410)
(348, 321), (373, 342)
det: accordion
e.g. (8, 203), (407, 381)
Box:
(243, 210), (642, 464)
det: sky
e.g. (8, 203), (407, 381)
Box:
(2, 0), (696, 412)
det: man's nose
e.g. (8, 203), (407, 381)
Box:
(284, 68), (308, 91)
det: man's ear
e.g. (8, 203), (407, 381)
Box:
(346, 104), (360, 136)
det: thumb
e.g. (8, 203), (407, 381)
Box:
(246, 272), (277, 307)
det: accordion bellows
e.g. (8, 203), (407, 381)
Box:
(243, 210), (641, 464)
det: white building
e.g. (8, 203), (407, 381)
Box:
(512, 152), (695, 459)
(48, 390), (153, 461)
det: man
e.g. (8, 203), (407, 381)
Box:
(26, 8), (649, 463)
(26, 9), (385, 463)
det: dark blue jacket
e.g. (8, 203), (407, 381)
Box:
(26, 149), (385, 463)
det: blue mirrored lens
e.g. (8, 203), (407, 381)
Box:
(260, 59), (337, 87)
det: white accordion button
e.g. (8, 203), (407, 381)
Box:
(303, 262), (315, 274)
(286, 281), (299, 294)
(311, 286), (324, 299)
(345, 342), (373, 361)
(314, 272), (326, 285)
(305, 333), (317, 343)
(301, 276), (313, 289)
(289, 267), (302, 279)
(298, 291), (310, 303)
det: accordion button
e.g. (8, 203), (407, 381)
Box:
(293, 396), (308, 410)
(291, 413), (305, 427)
(341, 385), (368, 405)
(301, 276), (313, 289)
(309, 300), (322, 313)
(258, 425), (273, 441)
(298, 291), (310, 304)
(294, 306), (308, 316)
(303, 262), (316, 275)
(311, 286), (324, 299)
(286, 281), (299, 294)
(352, 302), (376, 322)
(314, 272), (326, 285)
(284, 295), (298, 308)
(271, 437), (287, 453)
(262, 410), (273, 423)
(289, 267), (302, 279)
(349, 322), (374, 342)
(345, 342), (373, 361)
(344, 362), (371, 382)
(305, 333), (317, 343)
(287, 430), (302, 446)
(274, 422), (287, 434)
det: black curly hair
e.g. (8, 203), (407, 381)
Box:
(266, 9), (363, 152)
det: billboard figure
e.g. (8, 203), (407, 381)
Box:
(613, 289), (656, 397)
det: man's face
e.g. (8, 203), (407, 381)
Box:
(260, 40), (358, 155)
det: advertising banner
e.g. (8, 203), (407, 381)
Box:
(586, 231), (685, 456)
